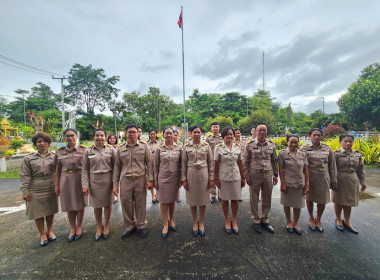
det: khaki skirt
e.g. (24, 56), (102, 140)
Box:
(307, 169), (330, 204)
(89, 172), (113, 208)
(186, 167), (209, 206)
(26, 177), (58, 220)
(220, 180), (241, 201)
(281, 187), (305, 208)
(332, 172), (359, 207)
(157, 170), (180, 203)
(59, 172), (88, 212)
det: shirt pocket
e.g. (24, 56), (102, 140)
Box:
(135, 150), (145, 161)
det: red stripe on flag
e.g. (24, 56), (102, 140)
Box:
(178, 10), (183, 29)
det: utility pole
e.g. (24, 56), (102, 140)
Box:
(23, 91), (26, 126)
(52, 76), (68, 129)
(262, 51), (265, 91)
(246, 97), (249, 117)
(320, 97), (325, 114)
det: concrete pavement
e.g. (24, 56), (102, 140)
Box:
(0, 169), (379, 279)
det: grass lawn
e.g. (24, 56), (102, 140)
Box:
(0, 168), (20, 179)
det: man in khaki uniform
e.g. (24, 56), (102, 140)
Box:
(250, 126), (256, 140)
(113, 124), (153, 238)
(205, 122), (224, 203)
(244, 122), (278, 234)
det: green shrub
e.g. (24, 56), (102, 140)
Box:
(9, 139), (23, 150)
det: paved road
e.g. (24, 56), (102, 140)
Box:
(0, 169), (379, 279)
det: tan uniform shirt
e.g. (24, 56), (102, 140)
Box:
(181, 141), (214, 181)
(205, 134), (224, 156)
(82, 145), (115, 189)
(147, 139), (161, 159)
(214, 142), (242, 181)
(54, 145), (86, 172)
(184, 136), (192, 145)
(335, 148), (365, 185)
(20, 151), (55, 195)
(278, 148), (308, 188)
(113, 140), (153, 187)
(235, 139), (247, 159)
(244, 138), (278, 178)
(299, 143), (337, 183)
(154, 142), (182, 185)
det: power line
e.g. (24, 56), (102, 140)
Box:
(0, 54), (65, 76)
(0, 60), (51, 76)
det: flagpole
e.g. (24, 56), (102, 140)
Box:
(181, 6), (186, 126)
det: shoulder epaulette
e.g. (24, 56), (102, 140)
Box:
(140, 140), (147, 144)
(57, 146), (65, 150)
(79, 145), (86, 148)
(185, 143), (190, 146)
(267, 139), (273, 143)
(281, 148), (286, 151)
(203, 141), (209, 145)
(106, 144), (113, 148)
(235, 142), (240, 146)
(247, 139), (253, 144)
(216, 143), (222, 147)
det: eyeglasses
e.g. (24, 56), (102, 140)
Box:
(64, 134), (76, 138)
(127, 131), (137, 134)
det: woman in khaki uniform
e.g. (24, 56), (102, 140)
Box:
(20, 133), (58, 246)
(148, 129), (161, 203)
(214, 127), (245, 234)
(278, 135), (309, 235)
(55, 128), (87, 242)
(173, 130), (182, 202)
(154, 127), (182, 239)
(107, 133), (119, 204)
(332, 134), (366, 234)
(181, 125), (214, 237)
(300, 128), (337, 232)
(234, 128), (246, 159)
(82, 128), (115, 241)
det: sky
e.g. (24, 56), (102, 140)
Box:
(1, 0), (379, 115)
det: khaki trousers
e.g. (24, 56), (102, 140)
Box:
(120, 176), (147, 230)
(249, 171), (273, 223)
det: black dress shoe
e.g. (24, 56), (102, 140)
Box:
(343, 220), (358, 234)
(68, 234), (75, 242)
(309, 224), (316, 231)
(335, 220), (344, 232)
(121, 227), (136, 239)
(40, 239), (48, 247)
(239, 199), (243, 202)
(252, 223), (262, 234)
(161, 230), (169, 239)
(192, 229), (199, 237)
(176, 199), (181, 203)
(294, 228), (302, 235)
(199, 229), (205, 237)
(287, 227), (294, 233)
(224, 227), (232, 234)
(75, 227), (83, 241)
(168, 222), (177, 232)
(103, 232), (110, 240)
(261, 222), (275, 233)
(218, 196), (221, 201)
(152, 199), (157, 203)
(47, 234), (57, 242)
(139, 228), (148, 238)
(95, 234), (102, 241)
(231, 223), (239, 234)
(210, 197), (216, 203)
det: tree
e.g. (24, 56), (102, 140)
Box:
(0, 97), (9, 119)
(66, 64), (120, 113)
(205, 116), (234, 131)
(338, 63), (380, 130)
(122, 87), (182, 131)
(236, 109), (277, 134)
(250, 89), (280, 113)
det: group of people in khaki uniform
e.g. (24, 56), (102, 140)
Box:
(20, 122), (367, 246)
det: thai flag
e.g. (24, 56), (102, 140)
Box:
(177, 10), (183, 29)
